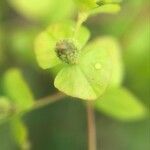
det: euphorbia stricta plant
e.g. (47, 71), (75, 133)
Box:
(0, 1), (147, 150)
(34, 0), (146, 121)
(35, 22), (112, 100)
(34, 0), (123, 101)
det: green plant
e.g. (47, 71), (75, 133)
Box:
(0, 1), (148, 150)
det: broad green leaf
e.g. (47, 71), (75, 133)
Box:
(8, 0), (53, 18)
(55, 38), (112, 100)
(11, 118), (30, 150)
(95, 88), (147, 121)
(10, 27), (39, 64)
(123, 19), (150, 103)
(74, 0), (98, 11)
(96, 0), (122, 5)
(95, 37), (123, 88)
(91, 4), (121, 15)
(8, 0), (74, 22)
(55, 65), (97, 100)
(74, 0), (121, 15)
(35, 22), (90, 69)
(35, 31), (61, 69)
(4, 69), (34, 111)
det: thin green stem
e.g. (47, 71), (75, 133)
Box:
(86, 101), (97, 150)
(32, 93), (65, 110)
(73, 12), (88, 38)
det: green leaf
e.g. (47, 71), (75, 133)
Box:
(55, 38), (112, 100)
(10, 27), (39, 64)
(11, 118), (30, 150)
(124, 20), (150, 101)
(96, 37), (123, 88)
(34, 31), (61, 69)
(74, 0), (121, 15)
(95, 88), (147, 121)
(3, 69), (34, 111)
(34, 22), (90, 69)
(74, 0), (98, 11)
(54, 65), (97, 100)
(91, 4), (121, 15)
(8, 0), (74, 22)
(96, 0), (122, 5)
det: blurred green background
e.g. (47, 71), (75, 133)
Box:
(0, 0), (149, 150)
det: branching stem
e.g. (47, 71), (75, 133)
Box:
(30, 93), (97, 150)
(32, 92), (65, 110)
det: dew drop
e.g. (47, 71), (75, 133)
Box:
(95, 63), (102, 70)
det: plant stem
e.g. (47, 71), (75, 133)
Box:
(31, 94), (97, 150)
(73, 12), (88, 38)
(32, 92), (65, 110)
(86, 101), (97, 150)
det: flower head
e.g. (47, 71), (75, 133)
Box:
(35, 22), (115, 100)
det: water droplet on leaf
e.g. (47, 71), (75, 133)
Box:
(95, 63), (102, 70)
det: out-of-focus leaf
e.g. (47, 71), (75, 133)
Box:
(8, 0), (74, 22)
(91, 4), (121, 15)
(74, 0), (98, 11)
(74, 0), (121, 15)
(11, 118), (30, 150)
(4, 69), (34, 111)
(10, 27), (38, 64)
(35, 31), (61, 69)
(95, 88), (147, 121)
(55, 38), (112, 100)
(97, 37), (123, 88)
(124, 19), (150, 102)
(96, 0), (122, 5)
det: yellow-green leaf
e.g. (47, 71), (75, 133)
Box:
(54, 38), (112, 100)
(74, 0), (121, 15)
(95, 88), (147, 121)
(91, 4), (121, 15)
(11, 118), (30, 150)
(96, 37), (123, 88)
(74, 0), (98, 11)
(4, 69), (34, 111)
(8, 0), (74, 22)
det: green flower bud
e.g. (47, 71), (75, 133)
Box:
(55, 39), (79, 64)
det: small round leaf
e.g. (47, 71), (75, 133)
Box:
(55, 38), (113, 100)
(4, 69), (34, 111)
(95, 88), (147, 121)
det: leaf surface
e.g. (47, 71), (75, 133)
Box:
(95, 88), (147, 121)
(55, 38), (113, 100)
(4, 69), (34, 111)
